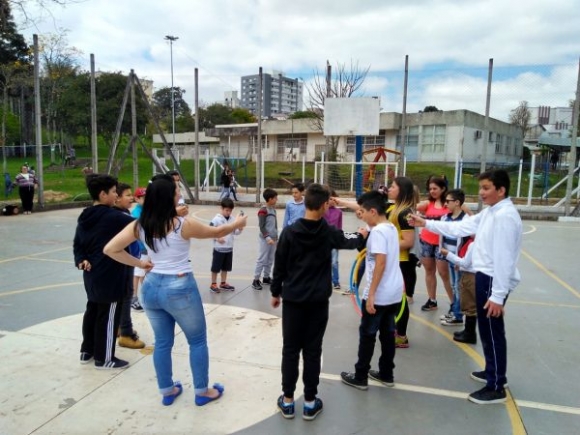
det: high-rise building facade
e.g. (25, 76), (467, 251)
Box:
(240, 71), (303, 118)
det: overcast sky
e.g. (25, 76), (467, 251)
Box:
(16, 0), (580, 121)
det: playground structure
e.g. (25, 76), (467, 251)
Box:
(361, 147), (400, 191)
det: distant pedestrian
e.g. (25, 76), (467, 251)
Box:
(15, 165), (38, 214)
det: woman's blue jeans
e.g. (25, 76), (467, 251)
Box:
(331, 249), (340, 286)
(141, 272), (209, 395)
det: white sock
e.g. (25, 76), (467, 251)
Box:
(304, 400), (315, 408)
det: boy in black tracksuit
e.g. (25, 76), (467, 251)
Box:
(270, 183), (367, 421)
(73, 174), (134, 369)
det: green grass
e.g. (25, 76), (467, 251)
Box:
(2, 146), (576, 204)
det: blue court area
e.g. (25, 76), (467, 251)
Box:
(0, 206), (579, 434)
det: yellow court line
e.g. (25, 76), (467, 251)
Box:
(17, 257), (72, 264)
(0, 247), (71, 264)
(0, 282), (82, 297)
(521, 249), (580, 299)
(409, 314), (527, 435)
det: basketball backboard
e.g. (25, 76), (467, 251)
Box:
(323, 97), (380, 136)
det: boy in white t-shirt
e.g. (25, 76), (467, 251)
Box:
(341, 191), (404, 390)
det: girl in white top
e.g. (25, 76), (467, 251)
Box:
(104, 175), (247, 407)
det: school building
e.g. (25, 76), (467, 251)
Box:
(153, 109), (523, 166)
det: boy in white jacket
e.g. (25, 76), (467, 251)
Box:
(209, 198), (243, 293)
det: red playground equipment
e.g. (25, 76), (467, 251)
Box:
(362, 147), (400, 191)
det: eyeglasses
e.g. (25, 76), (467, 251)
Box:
(445, 199), (457, 203)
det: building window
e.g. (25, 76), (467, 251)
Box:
(345, 132), (386, 153)
(277, 134), (307, 154)
(249, 135), (269, 154)
(396, 126), (419, 149)
(421, 125), (446, 153)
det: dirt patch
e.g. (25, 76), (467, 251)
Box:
(43, 190), (71, 202)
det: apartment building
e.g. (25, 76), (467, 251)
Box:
(240, 71), (303, 118)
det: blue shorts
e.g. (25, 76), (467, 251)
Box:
(419, 239), (445, 260)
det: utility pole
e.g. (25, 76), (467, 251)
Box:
(478, 58), (493, 211)
(256, 67), (263, 203)
(165, 35), (179, 167)
(33, 34), (44, 208)
(399, 55), (409, 176)
(194, 67), (200, 201)
(90, 54), (98, 171)
(565, 58), (580, 215)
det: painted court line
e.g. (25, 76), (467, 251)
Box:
(320, 373), (580, 416)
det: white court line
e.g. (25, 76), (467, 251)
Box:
(319, 373), (580, 416)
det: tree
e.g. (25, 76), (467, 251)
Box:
(509, 100), (531, 139)
(306, 60), (370, 161)
(231, 107), (256, 124)
(288, 110), (318, 119)
(8, 0), (77, 25)
(1, 0), (31, 170)
(197, 103), (255, 129)
(422, 105), (440, 113)
(38, 31), (81, 143)
(151, 86), (191, 133)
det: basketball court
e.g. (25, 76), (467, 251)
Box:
(0, 204), (579, 435)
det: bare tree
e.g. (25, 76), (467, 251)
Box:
(307, 60), (370, 161)
(8, 0), (82, 25)
(509, 100), (531, 139)
(39, 31), (81, 144)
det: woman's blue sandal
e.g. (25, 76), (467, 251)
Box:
(195, 383), (224, 406)
(162, 382), (183, 406)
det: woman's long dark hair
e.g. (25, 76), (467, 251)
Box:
(138, 175), (177, 252)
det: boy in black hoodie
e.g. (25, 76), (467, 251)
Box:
(270, 183), (367, 421)
(74, 174), (134, 369)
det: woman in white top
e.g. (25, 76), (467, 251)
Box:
(104, 175), (247, 406)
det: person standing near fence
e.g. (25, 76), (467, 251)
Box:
(15, 165), (38, 214)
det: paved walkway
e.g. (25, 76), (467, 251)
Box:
(0, 206), (579, 434)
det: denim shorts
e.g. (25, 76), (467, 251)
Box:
(419, 239), (445, 260)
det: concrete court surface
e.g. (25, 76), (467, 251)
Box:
(0, 204), (579, 435)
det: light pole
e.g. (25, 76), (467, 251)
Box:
(165, 35), (178, 166)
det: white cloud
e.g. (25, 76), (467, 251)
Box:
(14, 0), (580, 119)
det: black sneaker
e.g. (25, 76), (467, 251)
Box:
(468, 386), (507, 404)
(276, 395), (295, 419)
(131, 300), (144, 312)
(252, 279), (263, 290)
(340, 371), (368, 390)
(262, 277), (272, 285)
(441, 317), (464, 326)
(453, 330), (477, 344)
(421, 299), (438, 311)
(303, 397), (323, 421)
(80, 352), (93, 364)
(470, 371), (508, 387)
(94, 357), (130, 370)
(368, 369), (394, 387)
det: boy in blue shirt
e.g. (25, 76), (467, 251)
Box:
(283, 182), (305, 228)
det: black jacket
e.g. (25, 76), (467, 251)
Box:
(73, 205), (134, 303)
(271, 218), (364, 303)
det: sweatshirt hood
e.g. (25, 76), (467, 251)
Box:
(77, 205), (112, 229)
(290, 218), (328, 246)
